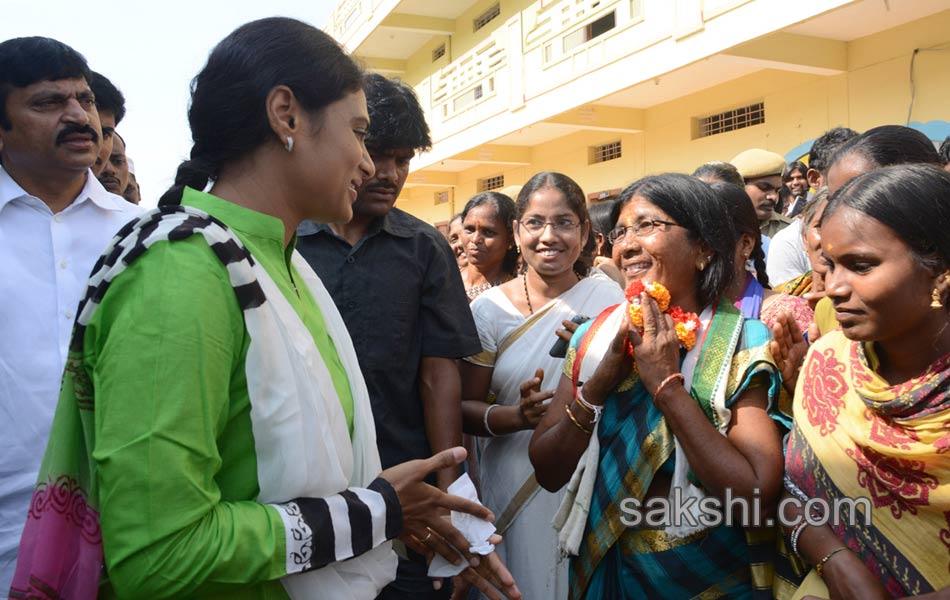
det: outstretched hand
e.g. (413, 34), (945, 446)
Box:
(446, 533), (522, 600)
(383, 449), (521, 598)
(382, 447), (493, 566)
(518, 368), (553, 428)
(769, 311), (808, 395)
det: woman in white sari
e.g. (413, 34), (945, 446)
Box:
(460, 172), (623, 599)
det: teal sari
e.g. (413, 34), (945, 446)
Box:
(563, 298), (788, 600)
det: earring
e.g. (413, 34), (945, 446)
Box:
(931, 286), (944, 309)
(696, 258), (707, 271)
(285, 136), (294, 153)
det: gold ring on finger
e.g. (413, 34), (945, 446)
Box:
(423, 530), (433, 542)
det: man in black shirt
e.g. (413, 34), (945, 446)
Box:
(296, 74), (480, 599)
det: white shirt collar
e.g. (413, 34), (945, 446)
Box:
(0, 166), (130, 213)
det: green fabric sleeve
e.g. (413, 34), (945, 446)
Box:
(87, 238), (289, 598)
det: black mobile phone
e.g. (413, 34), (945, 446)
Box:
(549, 315), (591, 358)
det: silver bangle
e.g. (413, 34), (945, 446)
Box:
(576, 389), (603, 425)
(483, 404), (500, 437)
(789, 519), (809, 557)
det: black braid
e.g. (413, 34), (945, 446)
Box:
(159, 157), (217, 206)
(751, 242), (770, 289)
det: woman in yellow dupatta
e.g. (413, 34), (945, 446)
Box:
(784, 164), (950, 599)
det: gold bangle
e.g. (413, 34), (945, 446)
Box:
(564, 404), (593, 435)
(572, 395), (594, 415)
(815, 547), (848, 578)
(653, 373), (685, 400)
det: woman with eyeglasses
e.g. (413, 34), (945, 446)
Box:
(460, 192), (519, 301)
(459, 172), (623, 599)
(530, 174), (789, 599)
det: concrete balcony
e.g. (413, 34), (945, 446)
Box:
(326, 0), (950, 223)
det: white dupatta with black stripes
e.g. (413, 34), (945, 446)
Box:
(79, 206), (397, 598)
(251, 252), (397, 599)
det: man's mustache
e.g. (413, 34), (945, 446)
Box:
(364, 182), (397, 193)
(55, 124), (99, 145)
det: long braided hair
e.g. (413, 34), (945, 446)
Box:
(709, 181), (769, 289)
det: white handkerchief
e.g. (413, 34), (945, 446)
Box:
(427, 473), (496, 578)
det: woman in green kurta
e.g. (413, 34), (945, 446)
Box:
(11, 18), (520, 600)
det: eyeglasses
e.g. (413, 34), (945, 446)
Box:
(519, 218), (582, 236)
(607, 219), (679, 244)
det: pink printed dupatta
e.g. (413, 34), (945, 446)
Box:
(10, 349), (103, 599)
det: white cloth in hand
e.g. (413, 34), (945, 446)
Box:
(427, 473), (496, 577)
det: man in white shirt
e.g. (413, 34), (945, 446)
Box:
(766, 127), (858, 285)
(0, 36), (142, 595)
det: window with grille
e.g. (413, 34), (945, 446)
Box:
(478, 175), (505, 191)
(696, 102), (765, 138)
(432, 43), (446, 61)
(474, 3), (501, 32)
(590, 140), (622, 164)
(434, 191), (449, 205)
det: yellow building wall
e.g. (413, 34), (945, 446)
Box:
(396, 8), (950, 225)
(398, 186), (458, 225)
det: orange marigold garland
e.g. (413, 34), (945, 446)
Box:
(624, 281), (701, 358)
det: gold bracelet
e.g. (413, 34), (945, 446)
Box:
(564, 404), (593, 435)
(653, 372), (685, 400)
(815, 547), (848, 578)
(572, 394), (594, 414)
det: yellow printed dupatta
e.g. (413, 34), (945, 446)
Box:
(785, 331), (950, 597)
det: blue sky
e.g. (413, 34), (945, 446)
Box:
(1, 0), (337, 206)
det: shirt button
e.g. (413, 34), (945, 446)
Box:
(53, 214), (62, 223)
(60, 260), (68, 269)
(65, 310), (74, 319)
(346, 256), (355, 264)
(347, 301), (357, 310)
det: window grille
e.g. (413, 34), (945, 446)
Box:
(697, 102), (765, 138)
(474, 4), (501, 32)
(591, 140), (622, 164)
(478, 175), (505, 191)
(432, 43), (446, 61)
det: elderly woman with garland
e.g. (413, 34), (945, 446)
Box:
(530, 173), (789, 599)
(460, 172), (623, 599)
